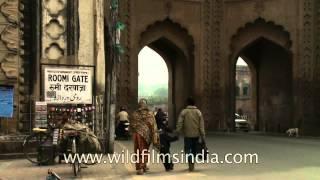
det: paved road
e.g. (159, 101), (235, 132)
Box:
(0, 133), (320, 180)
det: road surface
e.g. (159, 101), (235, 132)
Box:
(0, 133), (320, 180)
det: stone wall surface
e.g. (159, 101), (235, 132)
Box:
(0, 0), (24, 133)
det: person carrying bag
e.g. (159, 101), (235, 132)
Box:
(196, 125), (208, 161)
(176, 97), (206, 172)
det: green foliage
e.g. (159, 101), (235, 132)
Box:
(153, 87), (168, 97)
(115, 21), (126, 30)
(138, 84), (167, 97)
(115, 44), (125, 54)
(145, 96), (168, 106)
(138, 84), (168, 105)
(111, 0), (118, 10)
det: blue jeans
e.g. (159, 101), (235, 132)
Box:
(184, 137), (199, 164)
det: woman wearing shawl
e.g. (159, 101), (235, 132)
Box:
(131, 99), (160, 175)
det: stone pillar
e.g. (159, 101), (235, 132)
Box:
(208, 0), (224, 131)
(312, 0), (320, 134)
(298, 0), (318, 135)
(78, 0), (94, 65)
(94, 0), (105, 93)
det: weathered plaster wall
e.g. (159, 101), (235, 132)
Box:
(94, 0), (105, 93)
(78, 0), (94, 66)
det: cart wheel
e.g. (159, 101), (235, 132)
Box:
(71, 138), (81, 176)
(73, 159), (81, 176)
(23, 132), (51, 165)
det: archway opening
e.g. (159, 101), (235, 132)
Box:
(138, 36), (193, 128)
(233, 37), (293, 133)
(235, 57), (255, 132)
(138, 46), (169, 115)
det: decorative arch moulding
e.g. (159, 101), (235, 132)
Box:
(230, 18), (293, 58)
(139, 18), (195, 55)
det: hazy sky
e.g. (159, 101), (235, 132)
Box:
(138, 47), (169, 86)
(138, 46), (247, 86)
(237, 57), (248, 66)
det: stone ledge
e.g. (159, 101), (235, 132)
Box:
(0, 141), (24, 153)
(0, 152), (27, 160)
(0, 135), (27, 142)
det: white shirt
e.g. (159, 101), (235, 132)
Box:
(118, 111), (129, 121)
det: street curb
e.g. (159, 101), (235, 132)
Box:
(207, 131), (320, 140)
(0, 153), (26, 160)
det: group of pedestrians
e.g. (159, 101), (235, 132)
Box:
(116, 97), (206, 175)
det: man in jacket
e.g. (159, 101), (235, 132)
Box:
(176, 97), (205, 172)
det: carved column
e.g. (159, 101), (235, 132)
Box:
(0, 0), (21, 82)
(117, 0), (132, 110)
(201, 0), (212, 128)
(0, 0), (25, 132)
(209, 0), (223, 130)
(299, 0), (316, 134)
(314, 1), (320, 124)
(41, 0), (67, 62)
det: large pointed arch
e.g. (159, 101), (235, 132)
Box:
(228, 18), (294, 132)
(137, 18), (195, 127)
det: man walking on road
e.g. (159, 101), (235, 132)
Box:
(176, 97), (205, 172)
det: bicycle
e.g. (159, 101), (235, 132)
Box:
(63, 128), (99, 176)
(63, 129), (81, 176)
(23, 123), (98, 176)
(23, 127), (53, 165)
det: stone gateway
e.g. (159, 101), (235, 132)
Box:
(0, 0), (319, 136)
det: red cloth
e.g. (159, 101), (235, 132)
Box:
(133, 133), (150, 170)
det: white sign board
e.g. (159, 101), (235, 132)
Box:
(44, 67), (93, 104)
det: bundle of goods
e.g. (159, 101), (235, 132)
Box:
(62, 122), (101, 154)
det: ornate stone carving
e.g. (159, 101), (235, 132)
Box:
(202, 0), (211, 127)
(0, 0), (20, 81)
(45, 19), (65, 40)
(0, 53), (18, 79)
(209, 0), (223, 129)
(0, 0), (25, 132)
(230, 18), (292, 56)
(42, 0), (67, 61)
(45, 43), (64, 60)
(139, 18), (194, 53)
(44, 0), (65, 16)
(0, 0), (19, 23)
(300, 0), (314, 120)
(1, 25), (19, 51)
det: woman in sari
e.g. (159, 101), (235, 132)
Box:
(131, 99), (159, 175)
